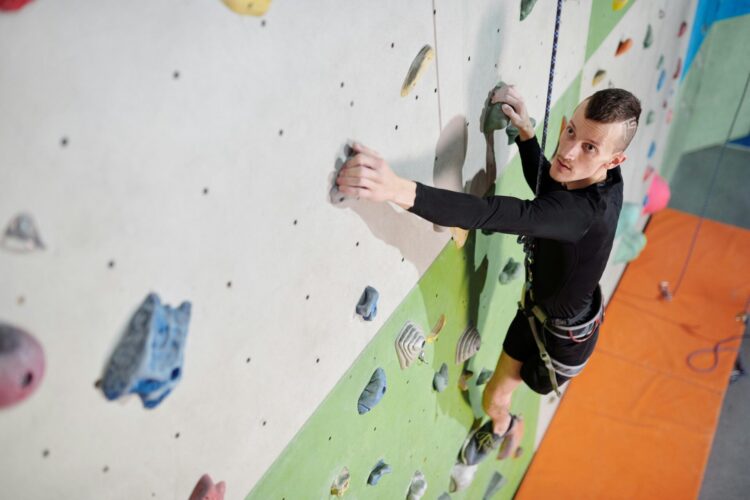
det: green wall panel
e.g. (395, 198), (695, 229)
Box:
(585, 0), (637, 61)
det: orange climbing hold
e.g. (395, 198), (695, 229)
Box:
(615, 38), (633, 56)
(612, 0), (628, 11)
(222, 0), (271, 16)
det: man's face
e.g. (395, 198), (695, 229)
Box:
(550, 100), (627, 187)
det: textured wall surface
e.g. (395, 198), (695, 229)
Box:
(0, 1), (697, 499)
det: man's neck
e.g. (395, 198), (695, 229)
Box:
(563, 169), (608, 190)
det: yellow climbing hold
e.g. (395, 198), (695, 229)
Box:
(426, 314), (446, 344)
(612, 0), (628, 11)
(401, 45), (435, 97)
(450, 227), (469, 249)
(222, 0), (272, 16)
(592, 69), (606, 87)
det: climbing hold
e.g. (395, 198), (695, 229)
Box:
(592, 70), (606, 87)
(401, 45), (434, 97)
(514, 446), (524, 458)
(666, 109), (673, 124)
(355, 286), (379, 321)
(0, 0), (33, 11)
(221, 0), (271, 16)
(659, 9), (665, 19)
(613, 231), (647, 264)
(612, 0), (628, 11)
(647, 141), (656, 159)
(100, 293), (191, 409)
(657, 54), (664, 69)
(449, 227), (469, 249)
(331, 467), (350, 497)
(1, 213), (45, 252)
(643, 24), (653, 48)
(367, 459), (392, 485)
(482, 81), (510, 134)
(449, 462), (479, 492)
(425, 314), (446, 344)
(519, 0), (537, 21)
(483, 471), (507, 499)
(357, 367), (386, 414)
(673, 57), (682, 79)
(437, 493), (452, 500)
(678, 21), (687, 37)
(656, 70), (666, 91)
(646, 110), (655, 125)
(433, 363), (449, 392)
(615, 38), (633, 56)
(455, 325), (481, 364)
(475, 368), (494, 386)
(506, 117), (536, 145)
(395, 321), (425, 370)
(643, 173), (670, 215)
(643, 165), (655, 182)
(499, 257), (523, 284)
(407, 470), (428, 500)
(458, 370), (474, 391)
(0, 322), (45, 409)
(615, 202), (641, 239)
(188, 474), (226, 500)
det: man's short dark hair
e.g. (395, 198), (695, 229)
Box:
(584, 88), (642, 151)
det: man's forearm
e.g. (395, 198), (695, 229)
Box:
(517, 123), (536, 142)
(392, 178), (417, 210)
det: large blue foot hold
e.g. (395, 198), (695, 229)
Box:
(357, 367), (386, 414)
(355, 286), (379, 321)
(367, 459), (392, 485)
(101, 293), (191, 409)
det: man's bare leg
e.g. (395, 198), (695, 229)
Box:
(482, 350), (524, 435)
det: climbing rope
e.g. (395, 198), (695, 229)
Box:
(671, 70), (750, 298)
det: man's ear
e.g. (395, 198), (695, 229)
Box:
(608, 152), (626, 169)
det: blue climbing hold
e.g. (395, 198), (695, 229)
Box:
(356, 286), (379, 321)
(101, 293), (191, 409)
(647, 141), (656, 159)
(367, 459), (392, 485)
(657, 70), (666, 91)
(358, 367), (386, 414)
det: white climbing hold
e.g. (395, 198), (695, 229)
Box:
(395, 321), (425, 370)
(407, 470), (428, 500)
(455, 325), (481, 365)
(1, 213), (45, 252)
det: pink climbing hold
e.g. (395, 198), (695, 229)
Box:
(643, 173), (670, 215)
(673, 58), (682, 79)
(188, 474), (226, 500)
(0, 322), (45, 409)
(678, 21), (687, 37)
(0, 0), (33, 11)
(643, 166), (655, 182)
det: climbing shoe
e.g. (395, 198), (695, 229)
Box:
(459, 414), (523, 465)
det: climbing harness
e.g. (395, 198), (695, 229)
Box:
(515, 0), (602, 396)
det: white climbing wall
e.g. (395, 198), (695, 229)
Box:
(0, 0), (697, 498)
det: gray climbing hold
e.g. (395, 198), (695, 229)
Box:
(101, 293), (191, 409)
(367, 459), (392, 485)
(356, 286), (379, 321)
(520, 0), (537, 21)
(455, 326), (481, 364)
(505, 117), (536, 145)
(450, 462), (479, 492)
(483, 471), (507, 499)
(330, 466), (350, 496)
(476, 368), (493, 386)
(395, 321), (425, 370)
(482, 81), (510, 134)
(433, 363), (449, 392)
(1, 213), (45, 252)
(357, 367), (386, 414)
(499, 258), (523, 284)
(643, 23), (653, 48)
(407, 470), (428, 500)
(437, 494), (452, 500)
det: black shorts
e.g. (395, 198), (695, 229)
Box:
(502, 307), (600, 395)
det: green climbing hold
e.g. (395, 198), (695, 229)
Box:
(646, 110), (655, 125)
(657, 54), (664, 69)
(520, 0), (537, 21)
(614, 231), (647, 264)
(506, 117), (536, 145)
(476, 368), (493, 386)
(499, 257), (523, 284)
(615, 202), (641, 238)
(643, 24), (653, 48)
(482, 81), (510, 134)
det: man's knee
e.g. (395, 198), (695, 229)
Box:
(520, 360), (569, 395)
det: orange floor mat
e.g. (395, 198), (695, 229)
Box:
(516, 208), (750, 499)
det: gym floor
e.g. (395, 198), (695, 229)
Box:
(668, 138), (750, 499)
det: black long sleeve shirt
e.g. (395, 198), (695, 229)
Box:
(407, 136), (623, 319)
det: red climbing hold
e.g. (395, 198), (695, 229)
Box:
(188, 474), (226, 500)
(0, 0), (33, 11)
(0, 322), (45, 409)
(678, 21), (687, 37)
(673, 57), (682, 79)
(615, 38), (633, 56)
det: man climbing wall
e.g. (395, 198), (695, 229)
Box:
(336, 84), (641, 464)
